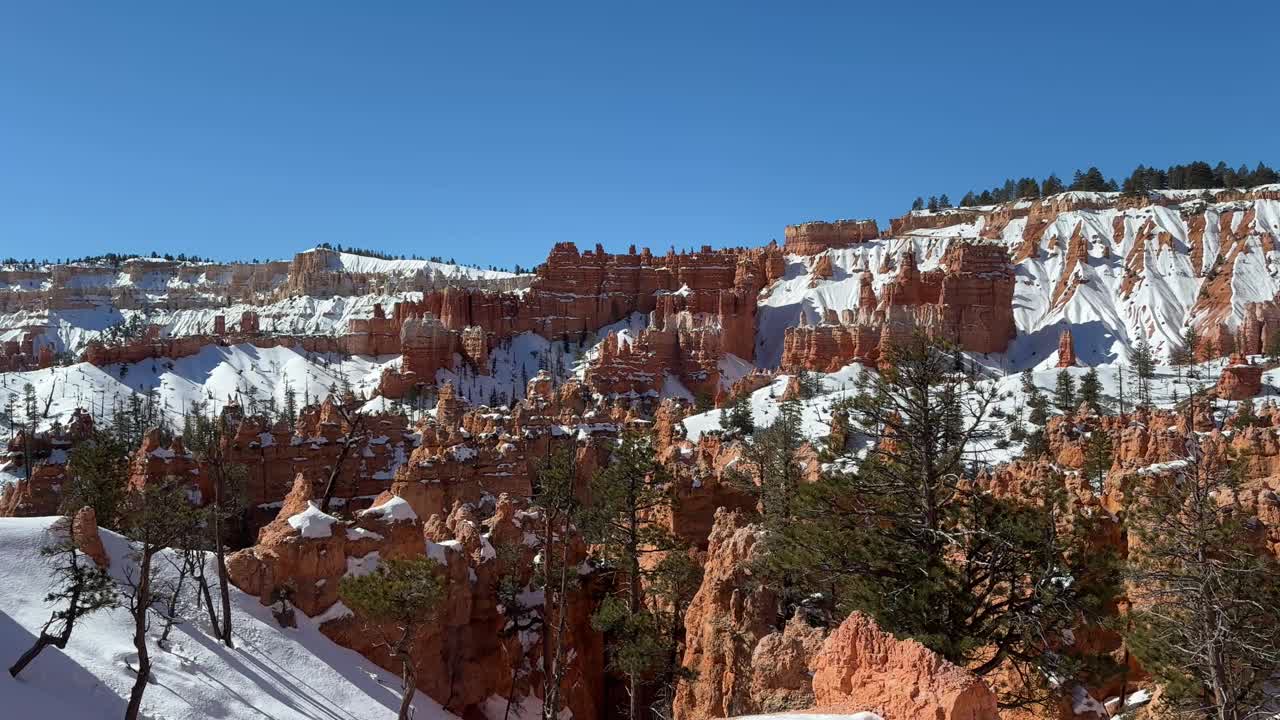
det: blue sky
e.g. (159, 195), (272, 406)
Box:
(2, 1), (1278, 268)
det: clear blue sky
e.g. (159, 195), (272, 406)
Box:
(2, 1), (1278, 268)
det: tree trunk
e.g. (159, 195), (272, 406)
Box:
(214, 467), (234, 648)
(9, 634), (58, 678)
(396, 630), (416, 720)
(628, 478), (642, 720)
(125, 549), (154, 720)
(197, 563), (221, 632)
(9, 578), (81, 678)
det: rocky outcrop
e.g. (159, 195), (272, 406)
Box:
(1058, 328), (1078, 367)
(71, 506), (109, 568)
(781, 242), (1017, 371)
(0, 409), (93, 518)
(673, 509), (778, 720)
(785, 220), (879, 255)
(748, 614), (828, 713)
(810, 612), (1001, 720)
(1217, 353), (1263, 399)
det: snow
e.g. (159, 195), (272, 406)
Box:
(346, 551), (382, 578)
(683, 364), (867, 444)
(0, 342), (395, 433)
(0, 516), (458, 720)
(321, 249), (526, 282)
(358, 495), (418, 523)
(287, 501), (339, 538)
(759, 198), (1280, 371)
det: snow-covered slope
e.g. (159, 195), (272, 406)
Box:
(0, 344), (396, 432)
(321, 249), (520, 281)
(762, 196), (1280, 371)
(0, 293), (413, 356)
(0, 515), (458, 720)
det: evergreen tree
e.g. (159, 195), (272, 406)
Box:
(736, 397), (806, 535)
(62, 430), (131, 530)
(763, 335), (1112, 705)
(580, 432), (685, 720)
(1125, 427), (1280, 720)
(1053, 370), (1077, 413)
(720, 391), (754, 437)
(1041, 174), (1065, 196)
(1022, 370), (1050, 427)
(1173, 326), (1199, 366)
(1128, 340), (1156, 408)
(1081, 429), (1111, 494)
(530, 449), (582, 720)
(927, 196), (940, 212)
(911, 197), (924, 211)
(1078, 367), (1104, 414)
(340, 557), (444, 720)
(8, 515), (118, 677)
(1232, 399), (1258, 429)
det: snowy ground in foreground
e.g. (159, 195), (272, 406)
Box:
(0, 516), (458, 720)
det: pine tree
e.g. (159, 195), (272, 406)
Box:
(911, 197), (924, 211)
(1125, 425), (1280, 720)
(1053, 370), (1077, 413)
(62, 430), (130, 529)
(1232, 399), (1258, 429)
(721, 391), (754, 437)
(531, 449), (582, 720)
(927, 196), (940, 212)
(764, 335), (1112, 703)
(1128, 340), (1156, 408)
(8, 515), (118, 677)
(580, 432), (684, 720)
(1078, 367), (1104, 414)
(1173, 326), (1199, 366)
(1022, 370), (1050, 427)
(340, 557), (444, 720)
(1081, 429), (1111, 494)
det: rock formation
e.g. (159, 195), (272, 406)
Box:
(810, 612), (1001, 720)
(1057, 328), (1079, 367)
(1217, 353), (1263, 400)
(781, 242), (1017, 371)
(784, 220), (879, 255)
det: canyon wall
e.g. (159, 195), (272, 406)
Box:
(781, 242), (1017, 370)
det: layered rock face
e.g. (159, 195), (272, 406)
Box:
(583, 299), (752, 403)
(396, 242), (781, 359)
(781, 242), (1017, 370)
(784, 219), (879, 255)
(810, 612), (1001, 720)
(673, 509), (782, 720)
(282, 247), (529, 298)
